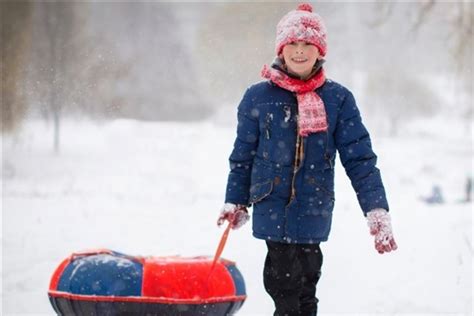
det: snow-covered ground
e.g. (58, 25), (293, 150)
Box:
(2, 116), (472, 315)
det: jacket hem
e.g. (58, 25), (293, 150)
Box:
(252, 232), (328, 244)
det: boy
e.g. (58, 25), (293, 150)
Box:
(218, 3), (397, 316)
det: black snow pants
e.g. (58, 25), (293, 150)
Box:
(263, 241), (323, 316)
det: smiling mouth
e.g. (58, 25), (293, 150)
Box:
(291, 57), (308, 63)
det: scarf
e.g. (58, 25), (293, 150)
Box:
(261, 59), (327, 137)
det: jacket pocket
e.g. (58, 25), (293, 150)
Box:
(301, 197), (335, 216)
(300, 169), (335, 217)
(302, 168), (335, 198)
(249, 180), (273, 204)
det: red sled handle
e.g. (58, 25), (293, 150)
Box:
(207, 222), (232, 281)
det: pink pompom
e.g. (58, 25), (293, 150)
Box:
(297, 3), (313, 12)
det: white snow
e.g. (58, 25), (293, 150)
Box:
(2, 116), (472, 315)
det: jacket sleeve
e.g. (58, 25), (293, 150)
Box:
(334, 91), (389, 215)
(224, 88), (260, 205)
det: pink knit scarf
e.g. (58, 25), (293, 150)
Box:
(261, 65), (327, 136)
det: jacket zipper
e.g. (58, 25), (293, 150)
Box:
(287, 132), (304, 206)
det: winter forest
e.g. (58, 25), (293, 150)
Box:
(2, 1), (472, 315)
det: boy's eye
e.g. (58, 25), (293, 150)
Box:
(288, 42), (310, 46)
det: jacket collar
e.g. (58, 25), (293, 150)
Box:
(271, 57), (325, 81)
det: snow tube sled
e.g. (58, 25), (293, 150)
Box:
(48, 249), (246, 315)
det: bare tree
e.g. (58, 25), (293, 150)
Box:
(44, 3), (75, 153)
(364, 71), (440, 136)
(1, 2), (32, 133)
(370, 1), (472, 120)
(78, 2), (208, 121)
(29, 2), (86, 153)
(195, 3), (295, 105)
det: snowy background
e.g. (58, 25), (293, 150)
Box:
(3, 116), (472, 315)
(2, 1), (473, 315)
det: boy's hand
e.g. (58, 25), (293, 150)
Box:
(367, 208), (398, 254)
(217, 203), (250, 230)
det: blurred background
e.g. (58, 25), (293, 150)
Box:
(3, 1), (472, 144)
(1, 1), (473, 315)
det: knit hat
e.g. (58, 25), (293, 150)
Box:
(275, 3), (327, 57)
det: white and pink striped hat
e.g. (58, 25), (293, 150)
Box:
(275, 3), (327, 57)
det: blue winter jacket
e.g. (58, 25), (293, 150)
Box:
(225, 79), (389, 244)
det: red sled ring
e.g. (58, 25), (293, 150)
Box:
(48, 249), (246, 315)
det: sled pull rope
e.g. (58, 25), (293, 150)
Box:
(207, 222), (232, 281)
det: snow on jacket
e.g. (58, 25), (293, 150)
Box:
(225, 79), (389, 244)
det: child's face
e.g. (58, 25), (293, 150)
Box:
(281, 41), (320, 79)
